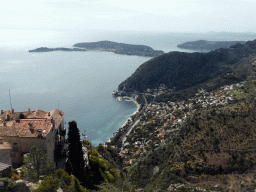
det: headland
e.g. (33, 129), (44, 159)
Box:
(29, 47), (87, 52)
(73, 40), (164, 57)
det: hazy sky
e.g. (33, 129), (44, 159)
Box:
(1, 0), (256, 32)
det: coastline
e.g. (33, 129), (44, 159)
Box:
(105, 96), (141, 144)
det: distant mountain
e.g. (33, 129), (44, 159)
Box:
(73, 40), (164, 57)
(118, 40), (256, 95)
(29, 47), (87, 52)
(177, 40), (245, 51)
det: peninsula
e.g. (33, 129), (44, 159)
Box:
(177, 40), (245, 51)
(29, 47), (87, 52)
(73, 40), (164, 57)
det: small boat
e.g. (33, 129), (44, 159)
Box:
(116, 97), (122, 102)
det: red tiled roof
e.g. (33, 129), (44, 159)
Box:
(0, 109), (64, 138)
(0, 162), (11, 172)
(0, 119), (52, 138)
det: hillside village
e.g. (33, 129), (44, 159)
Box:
(109, 81), (254, 167)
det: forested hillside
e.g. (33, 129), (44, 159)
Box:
(177, 40), (245, 51)
(118, 40), (256, 94)
(125, 96), (256, 191)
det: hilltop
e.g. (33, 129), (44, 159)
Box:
(73, 40), (164, 57)
(118, 40), (256, 96)
(177, 40), (245, 51)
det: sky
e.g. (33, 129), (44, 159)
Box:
(1, 0), (256, 33)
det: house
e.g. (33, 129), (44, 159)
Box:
(0, 108), (65, 167)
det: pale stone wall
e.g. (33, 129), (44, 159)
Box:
(1, 133), (55, 164)
(0, 149), (11, 165)
(46, 126), (55, 161)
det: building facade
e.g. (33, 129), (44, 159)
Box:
(0, 109), (65, 167)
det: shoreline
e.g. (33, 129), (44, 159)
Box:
(105, 96), (141, 144)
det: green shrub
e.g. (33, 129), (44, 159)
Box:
(0, 178), (17, 192)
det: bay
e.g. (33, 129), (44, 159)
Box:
(0, 29), (255, 146)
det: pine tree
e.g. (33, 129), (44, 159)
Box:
(67, 121), (85, 183)
(22, 146), (55, 181)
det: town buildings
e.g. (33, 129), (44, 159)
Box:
(0, 108), (65, 168)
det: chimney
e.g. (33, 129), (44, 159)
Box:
(28, 108), (30, 112)
(12, 108), (14, 114)
(1, 110), (3, 114)
(48, 112), (50, 116)
(6, 114), (10, 121)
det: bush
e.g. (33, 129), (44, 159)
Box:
(0, 178), (17, 192)
(33, 176), (58, 192)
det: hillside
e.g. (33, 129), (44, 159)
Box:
(177, 40), (245, 51)
(125, 96), (256, 191)
(118, 40), (256, 94)
(73, 40), (164, 57)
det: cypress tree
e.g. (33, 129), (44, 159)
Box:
(67, 121), (85, 183)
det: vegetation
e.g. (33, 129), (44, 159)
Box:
(177, 40), (245, 51)
(73, 40), (164, 57)
(124, 96), (256, 190)
(0, 177), (17, 192)
(21, 146), (55, 182)
(66, 121), (86, 184)
(83, 143), (121, 190)
(32, 169), (88, 192)
(118, 40), (256, 95)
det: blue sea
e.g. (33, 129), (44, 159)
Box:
(0, 29), (255, 145)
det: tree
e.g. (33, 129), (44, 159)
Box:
(67, 121), (85, 183)
(97, 144), (105, 157)
(33, 176), (59, 192)
(22, 146), (55, 182)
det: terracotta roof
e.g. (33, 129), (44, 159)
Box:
(0, 119), (52, 138)
(0, 109), (64, 138)
(0, 141), (12, 150)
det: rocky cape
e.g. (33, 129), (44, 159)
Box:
(73, 40), (164, 57)
(29, 47), (87, 52)
(177, 40), (245, 51)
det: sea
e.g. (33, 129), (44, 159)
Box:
(0, 29), (255, 146)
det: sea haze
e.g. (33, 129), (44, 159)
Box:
(0, 29), (255, 145)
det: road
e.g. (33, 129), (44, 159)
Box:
(121, 118), (140, 151)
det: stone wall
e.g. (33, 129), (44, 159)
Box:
(0, 149), (11, 165)
(1, 130), (55, 165)
(46, 126), (55, 161)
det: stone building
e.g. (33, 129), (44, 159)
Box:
(0, 109), (65, 167)
(0, 137), (12, 165)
